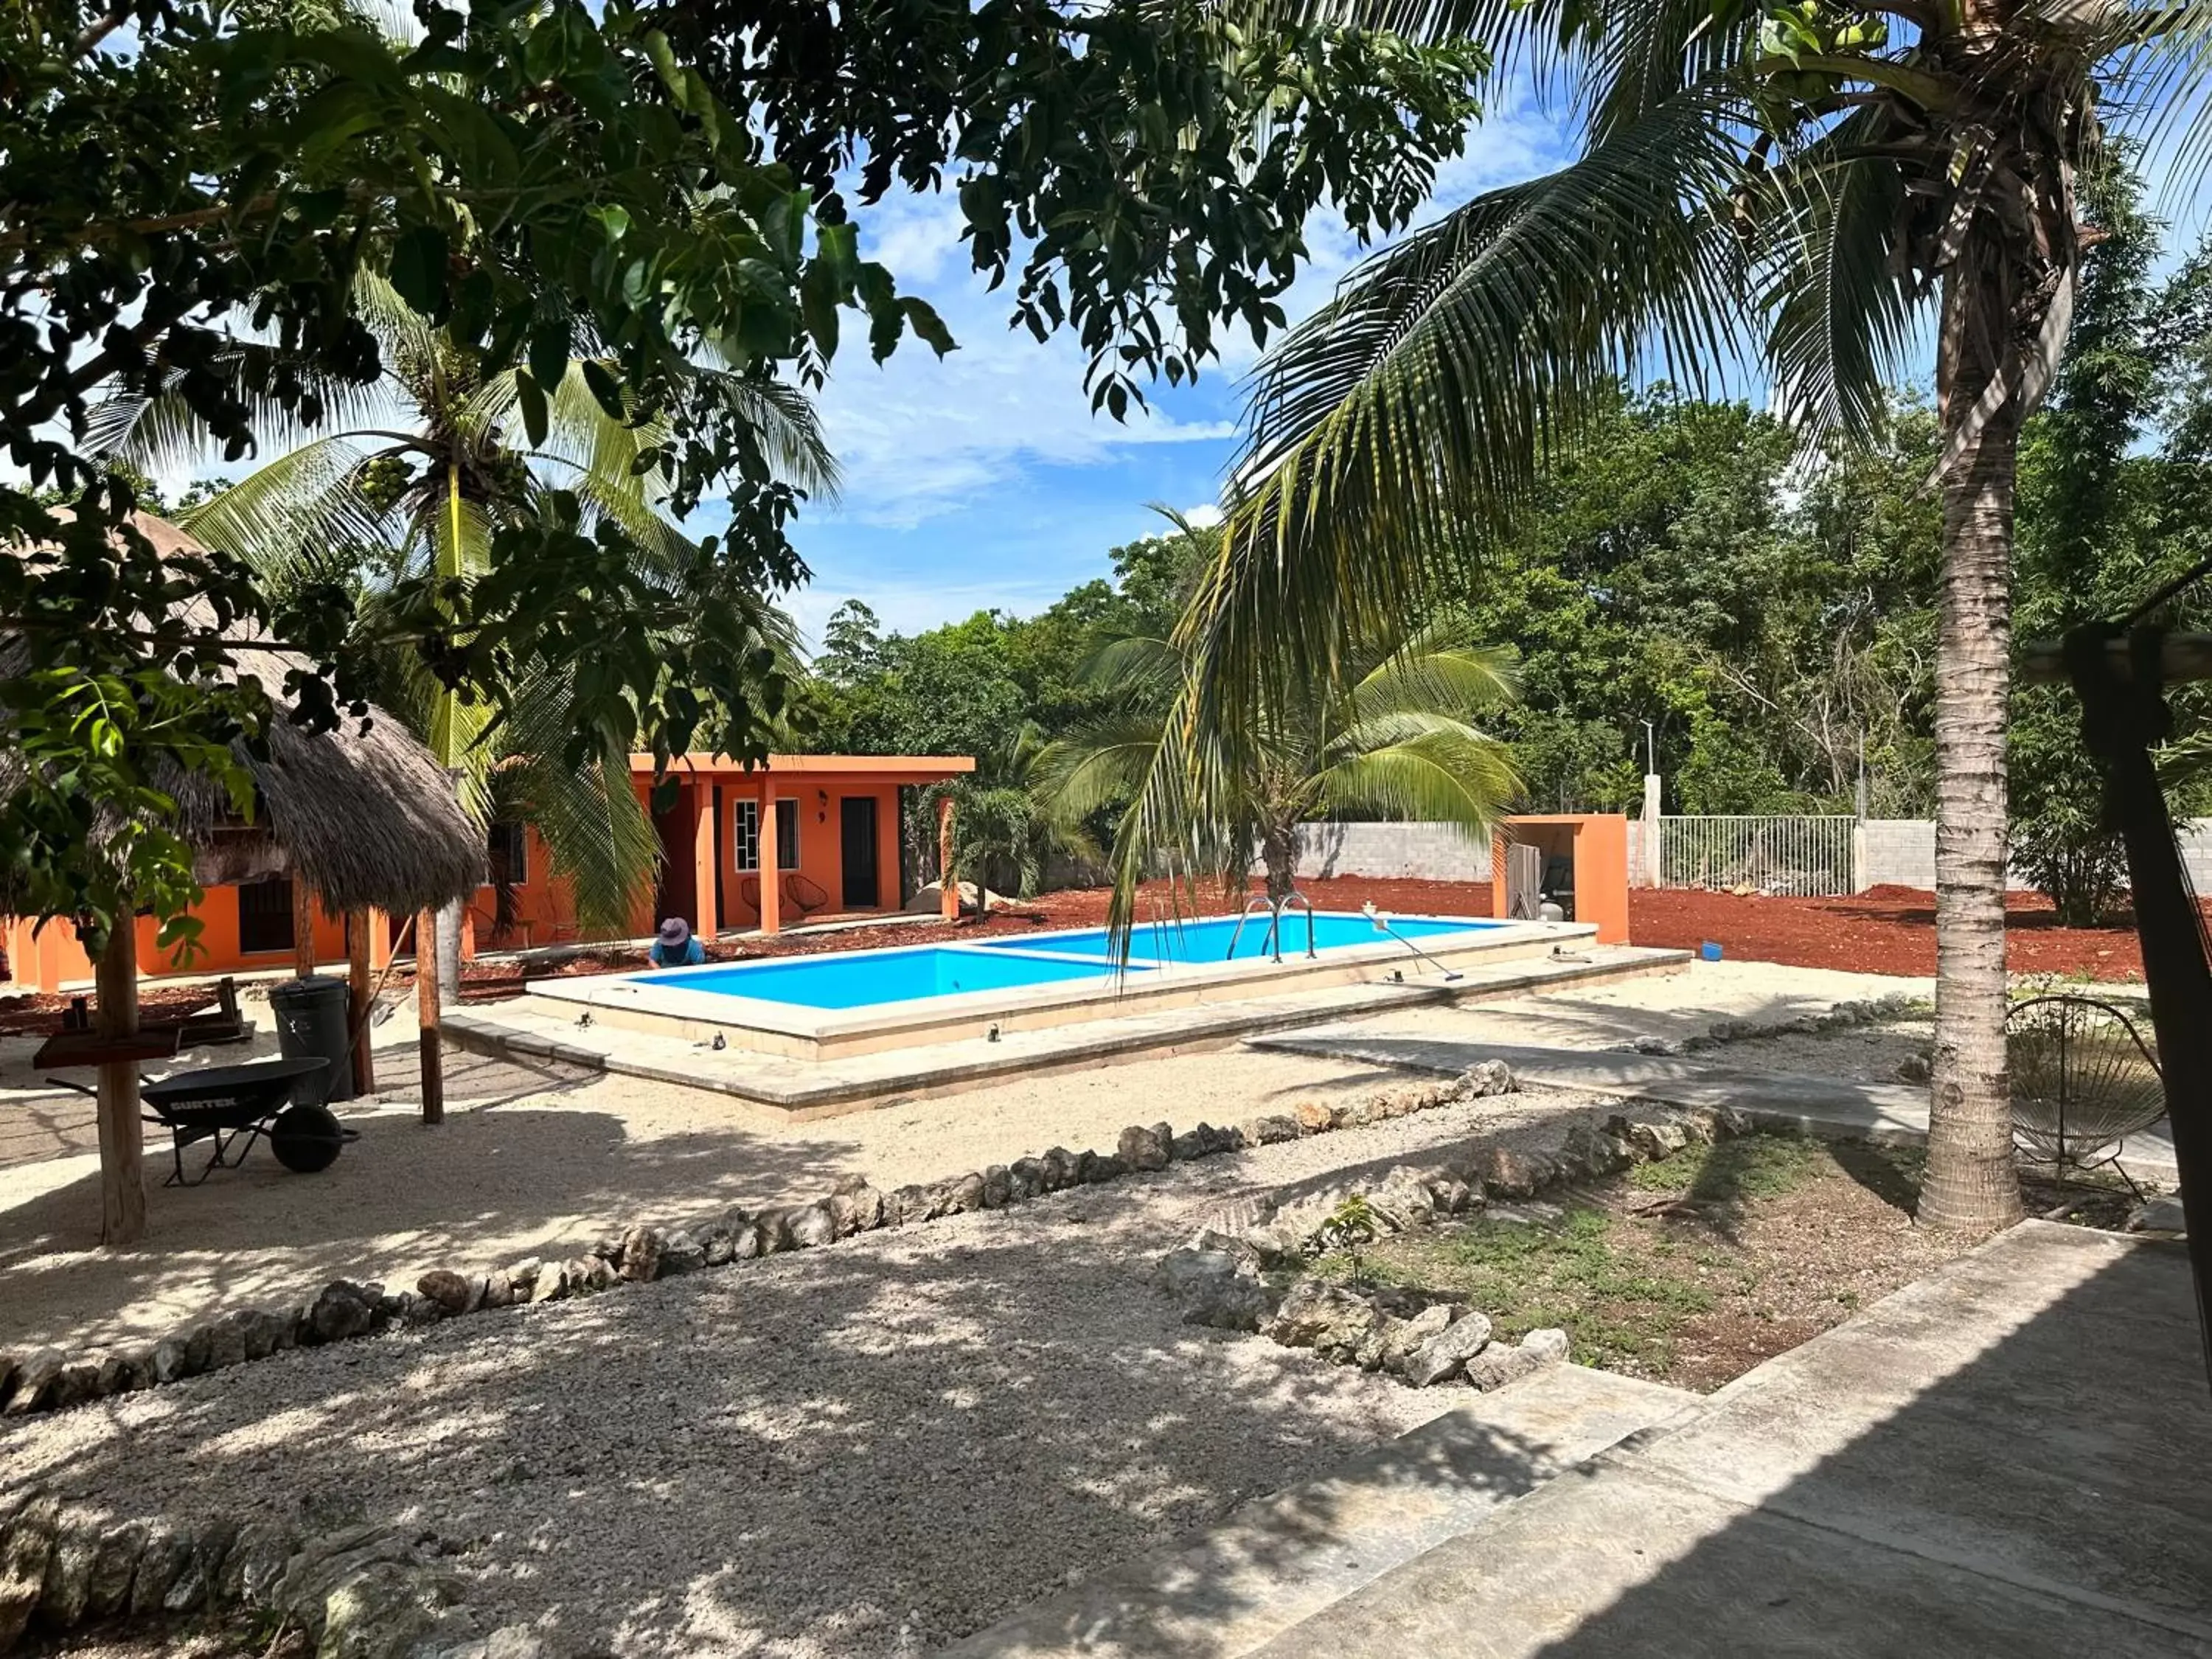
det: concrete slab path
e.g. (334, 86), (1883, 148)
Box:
(946, 1366), (1702, 1659)
(1255, 1029), (2183, 1186)
(1251, 1222), (2212, 1658)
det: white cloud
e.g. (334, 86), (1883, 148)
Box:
(1178, 502), (1225, 529)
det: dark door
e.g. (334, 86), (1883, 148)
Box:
(236, 877), (295, 955)
(840, 796), (880, 909)
(651, 787), (698, 930)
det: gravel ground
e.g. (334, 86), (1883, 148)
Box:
(0, 1009), (1392, 1353)
(1327, 959), (1930, 1054)
(2, 1085), (1623, 1658)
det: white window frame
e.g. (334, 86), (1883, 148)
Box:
(733, 798), (799, 871)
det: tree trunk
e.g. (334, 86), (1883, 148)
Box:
(1921, 269), (2027, 1233)
(94, 918), (146, 1245)
(1261, 825), (1298, 907)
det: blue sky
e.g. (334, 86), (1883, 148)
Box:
(776, 90), (1582, 647)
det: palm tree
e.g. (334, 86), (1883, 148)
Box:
(1180, 0), (2212, 1230)
(91, 274), (835, 933)
(1038, 617), (1520, 905)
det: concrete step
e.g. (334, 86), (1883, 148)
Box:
(943, 1363), (1702, 1659)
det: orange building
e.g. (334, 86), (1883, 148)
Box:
(1491, 813), (1632, 944)
(473, 754), (976, 949)
(3, 754), (975, 992)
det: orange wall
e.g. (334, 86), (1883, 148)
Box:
(468, 774), (911, 950)
(1489, 814), (1631, 945)
(4, 889), (379, 995)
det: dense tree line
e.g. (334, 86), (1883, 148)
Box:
(800, 175), (2212, 924)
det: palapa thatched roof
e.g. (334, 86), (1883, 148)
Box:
(4, 512), (486, 917)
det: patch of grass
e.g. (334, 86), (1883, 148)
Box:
(1626, 1133), (1824, 1200)
(1315, 1205), (1719, 1372)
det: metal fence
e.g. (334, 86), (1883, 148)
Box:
(1656, 815), (1858, 897)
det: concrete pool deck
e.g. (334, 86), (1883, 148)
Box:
(515, 914), (1599, 1061)
(956, 1222), (2212, 1658)
(445, 942), (1693, 1114)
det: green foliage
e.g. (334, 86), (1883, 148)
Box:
(3, 0), (1482, 941)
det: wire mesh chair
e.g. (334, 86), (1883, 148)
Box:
(2006, 994), (2168, 1196)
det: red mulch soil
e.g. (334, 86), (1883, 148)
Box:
(6, 874), (2160, 1020)
(456, 874), (2163, 992)
(1628, 884), (2168, 979)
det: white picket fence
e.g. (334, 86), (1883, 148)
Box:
(1655, 815), (1859, 897)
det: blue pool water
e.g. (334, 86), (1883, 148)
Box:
(648, 945), (1136, 1011)
(635, 911), (1499, 1010)
(973, 912), (1496, 964)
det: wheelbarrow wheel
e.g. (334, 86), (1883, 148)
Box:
(270, 1103), (348, 1174)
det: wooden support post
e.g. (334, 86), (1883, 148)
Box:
(291, 871), (318, 977)
(94, 918), (146, 1245)
(757, 777), (782, 938)
(938, 793), (958, 921)
(347, 908), (378, 1096)
(416, 907), (444, 1125)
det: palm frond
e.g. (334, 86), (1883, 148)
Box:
(1315, 734), (1523, 827)
(178, 438), (390, 580)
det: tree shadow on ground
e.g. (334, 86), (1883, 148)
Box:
(0, 1186), (1545, 1657)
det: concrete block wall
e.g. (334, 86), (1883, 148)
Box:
(1850, 817), (2212, 894)
(1293, 821), (1492, 883)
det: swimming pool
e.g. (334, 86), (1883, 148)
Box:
(975, 912), (1499, 965)
(524, 908), (1589, 1063)
(650, 943), (1144, 1011)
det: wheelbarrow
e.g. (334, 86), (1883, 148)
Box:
(46, 1056), (357, 1187)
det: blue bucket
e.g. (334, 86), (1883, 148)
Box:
(1700, 941), (1724, 962)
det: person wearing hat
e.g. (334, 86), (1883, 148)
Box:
(648, 917), (706, 968)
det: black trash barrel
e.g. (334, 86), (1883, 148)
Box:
(268, 975), (355, 1103)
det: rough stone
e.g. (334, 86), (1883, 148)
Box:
(1475, 1144), (1544, 1200)
(0, 1495), (58, 1644)
(1403, 1310), (1496, 1386)
(1557, 1124), (1634, 1183)
(529, 1261), (569, 1303)
(659, 1231), (705, 1275)
(318, 1558), (460, 1659)
(205, 1312), (253, 1371)
(93, 1353), (137, 1398)
(788, 1202), (838, 1248)
(1263, 1280), (1385, 1363)
(700, 1227), (737, 1267)
(505, 1259), (541, 1298)
(1426, 1172), (1478, 1214)
(1241, 1114), (1301, 1147)
(127, 1520), (186, 1617)
(2128, 1194), (2188, 1236)
(830, 1178), (887, 1234)
(578, 1255), (617, 1293)
(887, 1184), (933, 1225)
(1463, 1059), (1517, 1096)
(731, 1221), (768, 1259)
(979, 1165), (1015, 1208)
(1367, 1169), (1437, 1233)
(617, 1225), (665, 1283)
(1006, 1158), (1046, 1201)
(1463, 1326), (1571, 1391)
(170, 1516), (237, 1613)
(1894, 1052), (1933, 1084)
(418, 1269), (475, 1313)
(1381, 1303), (1455, 1371)
(51, 1360), (101, 1410)
(3, 1348), (63, 1415)
(84, 1519), (145, 1620)
(1157, 1248), (1281, 1332)
(218, 1517), (300, 1607)
(1117, 1123), (1171, 1172)
(1623, 1119), (1692, 1162)
(1078, 1152), (1127, 1183)
(941, 1171), (989, 1214)
(310, 1281), (378, 1343)
(243, 1307), (296, 1358)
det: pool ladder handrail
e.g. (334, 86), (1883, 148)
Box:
(1225, 891), (1318, 964)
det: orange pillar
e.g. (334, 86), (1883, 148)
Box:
(757, 776), (781, 938)
(937, 794), (958, 921)
(693, 784), (719, 939)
